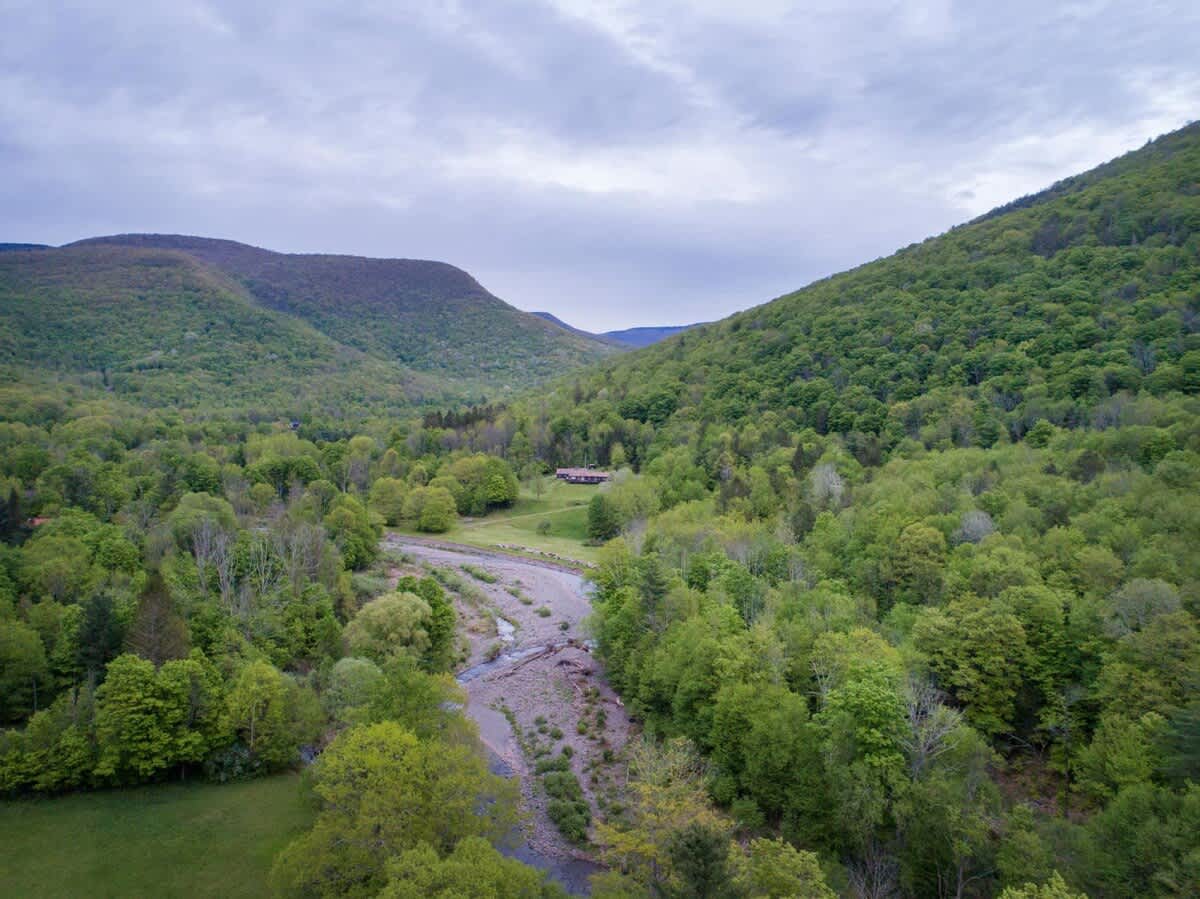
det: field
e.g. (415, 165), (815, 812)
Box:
(0, 774), (311, 899)
(398, 477), (602, 564)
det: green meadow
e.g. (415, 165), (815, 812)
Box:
(0, 775), (311, 899)
(396, 477), (602, 565)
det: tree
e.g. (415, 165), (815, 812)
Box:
(223, 660), (306, 771)
(998, 872), (1087, 899)
(1076, 711), (1166, 801)
(883, 522), (946, 606)
(343, 591), (432, 664)
(378, 837), (567, 899)
(0, 618), (50, 722)
(595, 738), (728, 893)
(662, 822), (738, 899)
(1080, 783), (1200, 897)
(1105, 578), (1181, 637)
(20, 535), (94, 601)
(325, 657), (384, 725)
(167, 492), (236, 550)
(271, 721), (517, 898)
(75, 591), (123, 680)
(93, 653), (174, 781)
(396, 575), (456, 672)
(588, 494), (621, 542)
(817, 664), (908, 850)
(417, 487), (457, 533)
(733, 838), (835, 899)
(368, 477), (407, 526)
(913, 597), (1029, 736)
(126, 574), (189, 666)
(403, 486), (458, 533)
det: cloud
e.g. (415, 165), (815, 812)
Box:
(0, 0), (1196, 329)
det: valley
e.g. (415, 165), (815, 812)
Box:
(1, 121), (1198, 898)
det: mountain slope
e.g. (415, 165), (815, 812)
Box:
(0, 244), (439, 413)
(531, 121), (1200, 453)
(70, 235), (618, 393)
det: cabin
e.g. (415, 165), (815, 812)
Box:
(555, 467), (611, 485)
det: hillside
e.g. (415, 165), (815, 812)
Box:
(70, 235), (618, 393)
(0, 244), (439, 414)
(529, 121), (1200, 453)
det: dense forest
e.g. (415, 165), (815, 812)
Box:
(1, 122), (1198, 898)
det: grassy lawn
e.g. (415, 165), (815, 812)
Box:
(0, 774), (312, 899)
(395, 477), (602, 564)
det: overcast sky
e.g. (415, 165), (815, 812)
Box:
(2, 1), (1197, 330)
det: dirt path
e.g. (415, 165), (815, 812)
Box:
(382, 537), (633, 896)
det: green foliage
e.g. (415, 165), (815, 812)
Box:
(998, 872), (1087, 899)
(0, 617), (49, 722)
(1079, 783), (1200, 897)
(378, 837), (568, 899)
(734, 837), (835, 899)
(223, 660), (317, 773)
(403, 486), (458, 533)
(270, 720), (518, 897)
(588, 493), (621, 542)
(343, 591), (432, 664)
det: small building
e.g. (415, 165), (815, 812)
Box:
(555, 467), (611, 485)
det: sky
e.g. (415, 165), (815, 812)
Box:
(1, 2), (1198, 331)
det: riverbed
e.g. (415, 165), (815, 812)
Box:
(383, 537), (634, 896)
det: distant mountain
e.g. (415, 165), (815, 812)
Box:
(0, 236), (618, 414)
(69, 235), (618, 394)
(0, 243), (50, 252)
(601, 324), (701, 347)
(531, 310), (700, 348)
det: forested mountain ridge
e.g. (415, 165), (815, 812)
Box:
(0, 243), (438, 413)
(69, 234), (618, 392)
(528, 120), (1200, 459)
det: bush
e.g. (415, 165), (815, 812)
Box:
(547, 799), (590, 844)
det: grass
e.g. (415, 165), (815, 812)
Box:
(0, 774), (312, 899)
(394, 478), (601, 565)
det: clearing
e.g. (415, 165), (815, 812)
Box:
(393, 477), (602, 565)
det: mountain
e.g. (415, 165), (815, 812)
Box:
(531, 310), (700, 347)
(600, 324), (701, 347)
(0, 243), (437, 414)
(68, 235), (616, 393)
(528, 121), (1200, 450)
(530, 310), (618, 343)
(0, 235), (618, 414)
